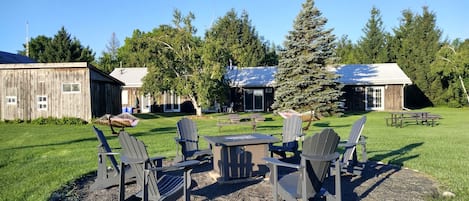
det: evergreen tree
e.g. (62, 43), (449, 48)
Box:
(204, 9), (270, 67)
(272, 0), (342, 115)
(336, 35), (359, 64)
(22, 27), (95, 62)
(357, 7), (389, 63)
(393, 7), (442, 107)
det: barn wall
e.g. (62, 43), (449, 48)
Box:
(89, 69), (122, 118)
(342, 86), (365, 111)
(0, 68), (91, 121)
(384, 84), (404, 111)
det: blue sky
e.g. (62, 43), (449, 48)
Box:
(1, 0), (468, 57)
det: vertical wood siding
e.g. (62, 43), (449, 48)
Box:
(384, 84), (403, 111)
(1, 66), (122, 122)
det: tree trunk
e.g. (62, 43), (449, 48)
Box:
(189, 97), (203, 116)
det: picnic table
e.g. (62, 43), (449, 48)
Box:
(386, 111), (440, 128)
(216, 113), (264, 132)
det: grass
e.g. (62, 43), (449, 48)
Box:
(0, 107), (468, 200)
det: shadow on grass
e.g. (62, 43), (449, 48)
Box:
(2, 137), (97, 151)
(312, 122), (352, 129)
(369, 142), (423, 167)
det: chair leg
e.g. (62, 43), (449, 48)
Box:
(119, 162), (125, 201)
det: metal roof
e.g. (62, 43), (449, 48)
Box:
(0, 51), (36, 64)
(226, 66), (277, 87)
(331, 63), (412, 85)
(110, 67), (148, 87)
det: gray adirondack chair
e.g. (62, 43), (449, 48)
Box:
(91, 126), (164, 190)
(338, 116), (367, 175)
(264, 128), (341, 201)
(118, 131), (198, 201)
(269, 115), (304, 159)
(175, 118), (213, 162)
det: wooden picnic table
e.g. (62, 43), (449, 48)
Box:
(386, 111), (439, 128)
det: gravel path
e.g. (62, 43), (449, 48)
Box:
(52, 161), (440, 201)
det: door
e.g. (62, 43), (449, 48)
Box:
(244, 89), (264, 112)
(140, 94), (151, 113)
(365, 86), (384, 111)
(163, 91), (180, 112)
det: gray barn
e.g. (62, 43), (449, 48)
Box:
(0, 62), (123, 122)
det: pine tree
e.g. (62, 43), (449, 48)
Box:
(393, 7), (442, 107)
(272, 0), (342, 115)
(204, 9), (267, 67)
(357, 7), (389, 63)
(336, 35), (359, 64)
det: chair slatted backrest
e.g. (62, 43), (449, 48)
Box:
(342, 116), (366, 163)
(118, 131), (161, 200)
(176, 118), (199, 155)
(93, 126), (120, 173)
(282, 115), (303, 143)
(300, 128), (340, 198)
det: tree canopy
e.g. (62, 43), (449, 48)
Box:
(272, 0), (342, 114)
(22, 27), (95, 63)
(204, 9), (274, 67)
(119, 10), (227, 116)
(356, 7), (390, 63)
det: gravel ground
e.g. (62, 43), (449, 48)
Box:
(51, 161), (440, 201)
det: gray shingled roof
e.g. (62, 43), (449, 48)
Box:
(0, 51), (36, 64)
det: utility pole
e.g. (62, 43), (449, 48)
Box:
(26, 21), (29, 57)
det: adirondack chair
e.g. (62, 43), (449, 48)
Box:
(118, 131), (199, 201)
(269, 115), (304, 159)
(91, 126), (164, 190)
(264, 128), (342, 201)
(336, 116), (367, 176)
(175, 118), (213, 162)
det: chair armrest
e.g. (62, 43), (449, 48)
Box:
(149, 156), (165, 161)
(98, 152), (120, 156)
(301, 152), (339, 162)
(121, 155), (147, 165)
(174, 160), (200, 169)
(338, 142), (356, 148)
(147, 160), (199, 172)
(263, 157), (300, 169)
(175, 138), (198, 143)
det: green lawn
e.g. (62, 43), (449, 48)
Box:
(0, 107), (468, 200)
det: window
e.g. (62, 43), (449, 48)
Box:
(6, 96), (17, 105)
(365, 86), (384, 110)
(163, 91), (180, 112)
(37, 96), (47, 110)
(62, 83), (80, 93)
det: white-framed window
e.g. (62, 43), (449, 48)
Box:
(365, 86), (384, 111)
(6, 96), (17, 105)
(62, 83), (81, 93)
(37, 95), (48, 110)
